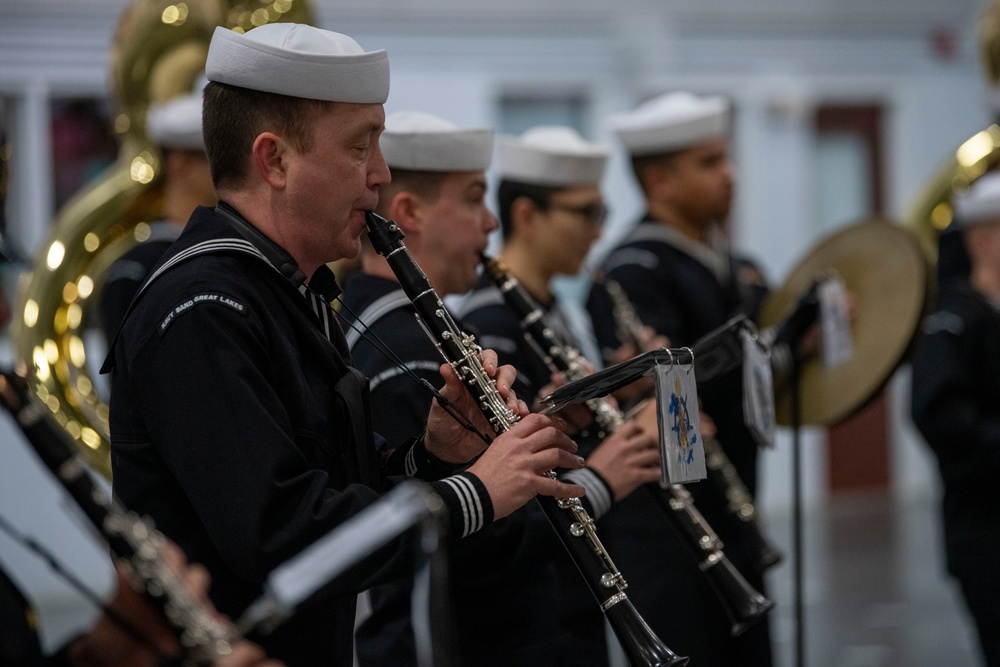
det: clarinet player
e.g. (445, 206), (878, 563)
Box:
(104, 23), (585, 667)
(342, 112), (660, 667)
(584, 93), (774, 667)
(911, 173), (1000, 667)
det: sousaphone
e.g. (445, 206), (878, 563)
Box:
(757, 218), (930, 426)
(907, 1), (1000, 266)
(12, 0), (313, 479)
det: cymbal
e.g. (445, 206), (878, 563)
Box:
(758, 218), (930, 426)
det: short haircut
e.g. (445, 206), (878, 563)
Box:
(373, 168), (450, 218)
(496, 179), (559, 241)
(363, 169), (452, 255)
(202, 81), (332, 190)
(629, 150), (682, 194)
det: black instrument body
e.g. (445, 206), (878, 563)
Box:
(365, 213), (686, 667)
(0, 371), (235, 666)
(484, 258), (773, 636)
(609, 281), (784, 573)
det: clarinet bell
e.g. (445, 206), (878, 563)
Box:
(756, 542), (783, 572)
(742, 518), (783, 572)
(605, 597), (690, 667)
(702, 554), (775, 637)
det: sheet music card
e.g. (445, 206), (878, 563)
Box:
(653, 359), (706, 485)
(742, 332), (776, 449)
(818, 276), (853, 369)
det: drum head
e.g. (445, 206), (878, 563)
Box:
(758, 218), (930, 426)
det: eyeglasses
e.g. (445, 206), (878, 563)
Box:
(546, 201), (609, 228)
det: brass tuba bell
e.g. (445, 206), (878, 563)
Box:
(12, 0), (314, 479)
(906, 0), (1000, 262)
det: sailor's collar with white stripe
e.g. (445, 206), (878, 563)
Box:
(100, 203), (348, 374)
(628, 215), (731, 284)
(216, 201), (343, 302)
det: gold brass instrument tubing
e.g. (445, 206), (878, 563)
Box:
(905, 125), (1000, 261)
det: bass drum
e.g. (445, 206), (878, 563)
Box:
(758, 218), (931, 427)
(11, 0), (313, 479)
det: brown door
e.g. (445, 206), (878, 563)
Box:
(814, 105), (890, 492)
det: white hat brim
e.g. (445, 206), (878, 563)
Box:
(382, 128), (493, 171)
(611, 94), (729, 156)
(147, 95), (204, 151)
(498, 137), (608, 186)
(954, 174), (1000, 226)
(206, 26), (389, 103)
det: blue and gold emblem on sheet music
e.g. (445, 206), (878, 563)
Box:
(655, 359), (705, 485)
(670, 375), (697, 464)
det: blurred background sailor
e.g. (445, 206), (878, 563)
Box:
(459, 125), (663, 666)
(910, 172), (1000, 667)
(582, 91), (776, 667)
(98, 86), (215, 341)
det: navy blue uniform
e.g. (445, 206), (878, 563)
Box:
(0, 565), (74, 666)
(98, 221), (179, 342)
(342, 273), (608, 667)
(911, 279), (1000, 667)
(585, 216), (773, 667)
(107, 204), (492, 667)
(0, 566), (44, 666)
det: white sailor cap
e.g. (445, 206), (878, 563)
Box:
(498, 126), (608, 187)
(146, 92), (204, 151)
(954, 172), (1000, 227)
(381, 111), (493, 172)
(609, 92), (730, 156)
(205, 24), (389, 104)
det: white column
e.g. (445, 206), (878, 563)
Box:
(735, 82), (830, 514)
(737, 76), (821, 279)
(9, 80), (54, 260)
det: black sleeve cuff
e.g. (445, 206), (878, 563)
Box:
(429, 471), (494, 538)
(559, 466), (613, 519)
(384, 433), (468, 481)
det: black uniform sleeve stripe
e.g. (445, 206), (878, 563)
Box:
(561, 467), (612, 519)
(476, 334), (519, 355)
(344, 289), (410, 349)
(368, 360), (441, 393)
(404, 445), (418, 477)
(442, 475), (475, 535)
(432, 472), (492, 537)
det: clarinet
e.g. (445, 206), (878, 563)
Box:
(365, 212), (686, 667)
(702, 437), (782, 570)
(603, 278), (783, 572)
(484, 257), (773, 637)
(0, 369), (237, 666)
